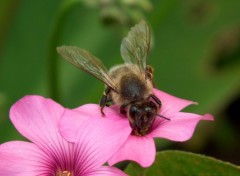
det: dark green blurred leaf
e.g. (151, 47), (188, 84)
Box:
(81, 0), (153, 26)
(0, 0), (19, 50)
(0, 0), (60, 142)
(125, 150), (240, 176)
(148, 0), (240, 115)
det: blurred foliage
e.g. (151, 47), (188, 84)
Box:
(0, 0), (240, 167)
(82, 0), (153, 26)
(125, 150), (240, 175)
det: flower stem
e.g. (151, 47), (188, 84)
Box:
(48, 0), (81, 101)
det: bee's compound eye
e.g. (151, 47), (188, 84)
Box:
(144, 106), (152, 112)
(129, 105), (139, 118)
(128, 105), (141, 129)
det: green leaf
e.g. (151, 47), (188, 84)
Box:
(125, 150), (240, 176)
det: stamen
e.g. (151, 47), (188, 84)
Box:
(56, 170), (71, 176)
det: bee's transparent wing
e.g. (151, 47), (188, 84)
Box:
(57, 46), (116, 90)
(120, 20), (151, 73)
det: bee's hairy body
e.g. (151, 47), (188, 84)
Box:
(109, 64), (153, 106)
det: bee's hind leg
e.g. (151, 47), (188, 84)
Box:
(100, 86), (112, 116)
(146, 65), (156, 87)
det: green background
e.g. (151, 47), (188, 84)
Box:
(0, 0), (239, 167)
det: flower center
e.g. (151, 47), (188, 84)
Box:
(56, 170), (72, 176)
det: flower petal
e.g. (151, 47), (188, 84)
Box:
(153, 88), (196, 115)
(87, 166), (128, 176)
(60, 106), (92, 142)
(150, 112), (214, 141)
(9, 95), (71, 156)
(70, 106), (132, 173)
(108, 135), (156, 168)
(0, 141), (51, 175)
(60, 104), (127, 142)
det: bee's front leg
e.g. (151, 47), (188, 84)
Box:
(150, 94), (162, 109)
(100, 86), (112, 116)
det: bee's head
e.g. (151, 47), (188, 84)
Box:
(128, 101), (158, 136)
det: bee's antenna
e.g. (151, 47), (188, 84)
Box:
(155, 114), (171, 121)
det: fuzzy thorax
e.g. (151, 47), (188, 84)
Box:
(109, 64), (153, 105)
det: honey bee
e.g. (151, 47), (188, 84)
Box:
(57, 20), (169, 136)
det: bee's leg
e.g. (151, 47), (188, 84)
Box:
(120, 104), (128, 115)
(146, 65), (156, 87)
(146, 65), (153, 79)
(150, 94), (162, 108)
(100, 86), (112, 116)
(150, 94), (170, 121)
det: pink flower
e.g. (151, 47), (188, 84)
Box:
(0, 96), (130, 176)
(61, 89), (214, 168)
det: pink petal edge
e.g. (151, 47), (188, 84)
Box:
(150, 112), (214, 141)
(0, 141), (50, 176)
(153, 88), (197, 115)
(108, 135), (156, 168)
(88, 166), (128, 176)
(60, 104), (129, 142)
(73, 110), (132, 169)
(9, 95), (65, 145)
